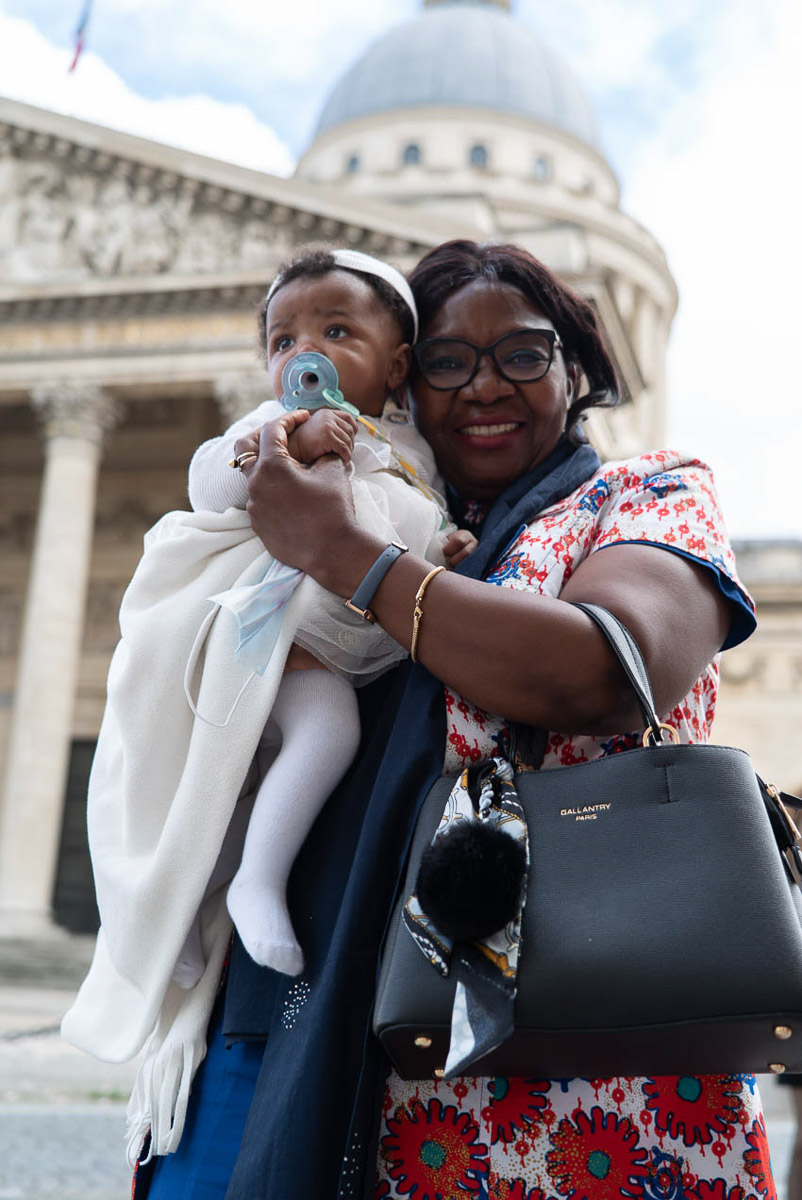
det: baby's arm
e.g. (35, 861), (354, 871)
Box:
(219, 409), (357, 479)
(188, 406), (357, 512)
(188, 399), (280, 512)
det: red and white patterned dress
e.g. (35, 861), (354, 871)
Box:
(375, 451), (775, 1200)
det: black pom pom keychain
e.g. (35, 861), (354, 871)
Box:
(416, 819), (527, 942)
(415, 760), (528, 943)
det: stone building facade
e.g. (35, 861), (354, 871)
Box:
(0, 0), (798, 936)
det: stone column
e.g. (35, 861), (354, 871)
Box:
(213, 372), (273, 426)
(0, 382), (120, 934)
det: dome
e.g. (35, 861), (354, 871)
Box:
(313, 0), (602, 152)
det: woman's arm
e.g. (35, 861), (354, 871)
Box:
(244, 415), (730, 734)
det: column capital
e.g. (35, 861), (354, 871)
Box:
(30, 381), (123, 446)
(213, 372), (272, 426)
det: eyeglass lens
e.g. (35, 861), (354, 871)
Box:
(416, 330), (556, 388)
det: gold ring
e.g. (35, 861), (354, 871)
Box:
(228, 452), (258, 470)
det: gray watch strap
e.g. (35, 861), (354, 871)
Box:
(345, 542), (408, 621)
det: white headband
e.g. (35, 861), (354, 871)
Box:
(266, 248), (418, 341)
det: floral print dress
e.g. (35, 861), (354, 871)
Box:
(375, 451), (775, 1200)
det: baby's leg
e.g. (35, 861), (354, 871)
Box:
(227, 669), (360, 975)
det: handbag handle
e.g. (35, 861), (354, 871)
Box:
(571, 603), (663, 738)
(510, 604), (667, 771)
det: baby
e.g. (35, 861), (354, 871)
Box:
(178, 247), (475, 981)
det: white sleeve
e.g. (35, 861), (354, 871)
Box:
(187, 400), (284, 512)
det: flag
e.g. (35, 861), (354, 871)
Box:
(68, 0), (93, 73)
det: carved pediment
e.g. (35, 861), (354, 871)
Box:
(0, 135), (295, 284)
(0, 98), (458, 290)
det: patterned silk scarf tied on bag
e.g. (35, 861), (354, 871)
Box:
(403, 756), (529, 1076)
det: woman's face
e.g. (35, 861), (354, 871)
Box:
(410, 279), (579, 501)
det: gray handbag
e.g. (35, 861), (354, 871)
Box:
(373, 604), (802, 1080)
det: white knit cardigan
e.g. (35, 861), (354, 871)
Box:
(60, 505), (312, 1165)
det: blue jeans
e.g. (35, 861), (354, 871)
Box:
(134, 999), (264, 1200)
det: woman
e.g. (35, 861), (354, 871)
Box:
(139, 240), (769, 1199)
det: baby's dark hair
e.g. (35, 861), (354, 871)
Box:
(257, 246), (415, 362)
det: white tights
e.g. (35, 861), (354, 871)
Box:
(174, 669), (361, 985)
(228, 672), (360, 979)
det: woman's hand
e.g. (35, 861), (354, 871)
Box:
(231, 425), (266, 480)
(245, 412), (382, 583)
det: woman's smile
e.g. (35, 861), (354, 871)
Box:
(455, 417), (526, 451)
(457, 419), (523, 437)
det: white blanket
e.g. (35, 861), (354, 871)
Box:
(61, 506), (312, 1165)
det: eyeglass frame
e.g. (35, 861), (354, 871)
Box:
(412, 328), (564, 391)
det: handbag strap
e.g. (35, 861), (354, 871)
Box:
(512, 603), (664, 770)
(571, 602), (662, 737)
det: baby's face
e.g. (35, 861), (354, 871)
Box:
(265, 271), (410, 418)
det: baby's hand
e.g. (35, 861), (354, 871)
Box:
(442, 528), (478, 569)
(288, 409), (358, 465)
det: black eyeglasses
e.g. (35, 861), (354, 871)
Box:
(413, 329), (563, 391)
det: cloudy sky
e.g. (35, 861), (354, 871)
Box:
(1, 0), (800, 540)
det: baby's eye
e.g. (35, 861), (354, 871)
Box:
(273, 334), (293, 353)
(325, 325), (348, 340)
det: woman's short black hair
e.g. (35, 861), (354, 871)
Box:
(407, 239), (620, 441)
(257, 246), (415, 361)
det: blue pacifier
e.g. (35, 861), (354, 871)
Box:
(279, 352), (359, 418)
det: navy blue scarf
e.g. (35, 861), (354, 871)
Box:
(224, 437), (601, 1199)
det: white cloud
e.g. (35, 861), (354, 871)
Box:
(0, 13), (294, 175)
(622, 0), (802, 538)
(0, 0), (415, 152)
(527, 0), (688, 91)
(190, 0), (406, 78)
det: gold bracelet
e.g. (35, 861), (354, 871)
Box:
(410, 565), (445, 663)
